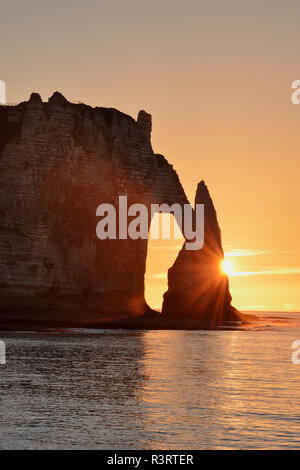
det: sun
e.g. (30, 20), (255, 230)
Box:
(220, 259), (233, 276)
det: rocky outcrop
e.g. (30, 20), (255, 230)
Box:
(161, 181), (241, 328)
(0, 92), (239, 329)
(0, 92), (188, 325)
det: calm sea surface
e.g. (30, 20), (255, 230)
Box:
(0, 312), (299, 449)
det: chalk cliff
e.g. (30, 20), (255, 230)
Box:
(0, 92), (239, 328)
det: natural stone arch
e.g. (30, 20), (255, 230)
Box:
(145, 211), (185, 311)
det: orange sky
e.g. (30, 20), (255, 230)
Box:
(2, 0), (300, 311)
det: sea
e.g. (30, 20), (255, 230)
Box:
(0, 312), (299, 449)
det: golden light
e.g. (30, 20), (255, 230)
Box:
(221, 259), (233, 276)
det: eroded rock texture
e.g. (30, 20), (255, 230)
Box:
(161, 181), (241, 328)
(0, 92), (188, 325)
(0, 92), (239, 328)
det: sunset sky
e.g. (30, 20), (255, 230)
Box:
(2, 0), (300, 311)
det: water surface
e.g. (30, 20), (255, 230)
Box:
(0, 312), (299, 449)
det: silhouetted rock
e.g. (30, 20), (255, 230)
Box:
(0, 93), (240, 329)
(161, 181), (241, 328)
(0, 92), (188, 325)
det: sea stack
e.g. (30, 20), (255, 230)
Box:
(161, 181), (241, 328)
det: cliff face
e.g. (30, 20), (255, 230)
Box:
(0, 92), (239, 328)
(0, 92), (188, 323)
(161, 181), (241, 328)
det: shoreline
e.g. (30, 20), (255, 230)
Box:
(0, 312), (264, 332)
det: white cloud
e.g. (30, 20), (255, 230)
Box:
(146, 273), (167, 280)
(230, 267), (300, 277)
(225, 249), (271, 257)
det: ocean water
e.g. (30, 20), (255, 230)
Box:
(0, 312), (299, 450)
